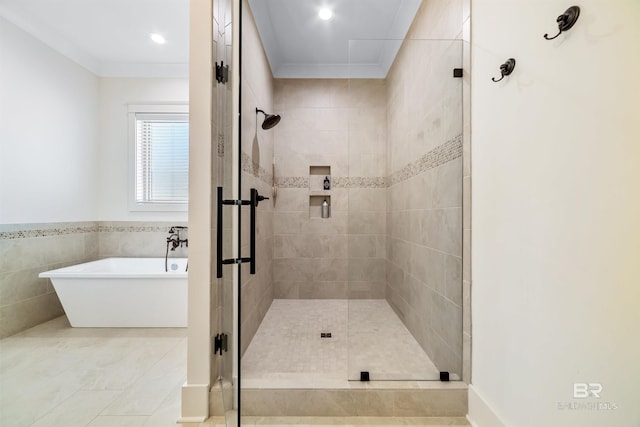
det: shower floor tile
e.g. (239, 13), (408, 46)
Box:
(241, 299), (440, 388)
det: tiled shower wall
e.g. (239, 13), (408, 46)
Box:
(384, 0), (465, 376)
(239, 0), (275, 356)
(0, 221), (188, 338)
(272, 79), (387, 299)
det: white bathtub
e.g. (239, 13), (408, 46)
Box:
(39, 258), (187, 327)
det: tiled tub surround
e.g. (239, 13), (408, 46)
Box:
(97, 222), (188, 259)
(0, 222), (97, 338)
(0, 221), (188, 338)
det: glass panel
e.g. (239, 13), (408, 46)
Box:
(238, 0), (279, 420)
(347, 39), (463, 381)
(215, 0), (238, 424)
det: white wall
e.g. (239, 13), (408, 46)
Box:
(0, 18), (189, 224)
(470, 1), (640, 426)
(0, 17), (99, 224)
(181, 0), (214, 420)
(97, 78), (189, 221)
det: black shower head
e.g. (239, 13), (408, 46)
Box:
(256, 108), (281, 130)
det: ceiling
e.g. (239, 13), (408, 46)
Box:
(0, 0), (189, 78)
(0, 0), (421, 80)
(248, 0), (422, 78)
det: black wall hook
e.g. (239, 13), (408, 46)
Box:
(492, 58), (516, 82)
(544, 6), (580, 40)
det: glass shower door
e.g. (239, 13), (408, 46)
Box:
(214, 0), (240, 424)
(347, 38), (464, 381)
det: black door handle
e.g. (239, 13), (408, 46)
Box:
(249, 189), (264, 274)
(252, 191), (269, 206)
(216, 187), (258, 278)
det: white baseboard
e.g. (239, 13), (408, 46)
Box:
(467, 384), (507, 427)
(180, 383), (210, 421)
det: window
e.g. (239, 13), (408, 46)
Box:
(129, 105), (189, 211)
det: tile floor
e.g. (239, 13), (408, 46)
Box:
(0, 316), (193, 427)
(0, 305), (467, 427)
(241, 299), (442, 389)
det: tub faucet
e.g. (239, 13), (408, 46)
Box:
(167, 226), (188, 250)
(166, 226), (188, 272)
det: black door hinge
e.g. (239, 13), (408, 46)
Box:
(216, 62), (229, 84)
(214, 333), (228, 355)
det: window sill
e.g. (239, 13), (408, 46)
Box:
(129, 202), (188, 212)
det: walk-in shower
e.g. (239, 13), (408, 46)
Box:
(212, 0), (468, 424)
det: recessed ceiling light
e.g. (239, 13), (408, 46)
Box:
(150, 33), (166, 44)
(318, 8), (333, 20)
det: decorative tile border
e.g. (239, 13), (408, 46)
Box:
(98, 224), (183, 233)
(0, 222), (187, 240)
(389, 134), (462, 186)
(275, 177), (309, 188)
(242, 152), (273, 186)
(333, 177), (388, 188)
(275, 176), (388, 189)
(273, 135), (461, 190)
(217, 134), (225, 158)
(0, 224), (98, 240)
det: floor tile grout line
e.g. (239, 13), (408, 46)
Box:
(27, 389), (123, 427)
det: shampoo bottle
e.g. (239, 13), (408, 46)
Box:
(323, 176), (330, 190)
(321, 199), (330, 218)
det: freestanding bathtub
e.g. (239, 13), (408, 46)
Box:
(39, 258), (187, 327)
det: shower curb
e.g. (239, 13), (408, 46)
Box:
(239, 385), (468, 417)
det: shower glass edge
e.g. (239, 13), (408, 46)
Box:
(215, 0), (240, 425)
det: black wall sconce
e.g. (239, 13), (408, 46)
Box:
(544, 6), (581, 40)
(492, 58), (516, 82)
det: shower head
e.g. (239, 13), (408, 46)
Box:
(256, 108), (281, 130)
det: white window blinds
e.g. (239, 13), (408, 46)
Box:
(135, 113), (189, 204)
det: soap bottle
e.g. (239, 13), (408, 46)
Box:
(321, 199), (330, 218)
(323, 176), (330, 190)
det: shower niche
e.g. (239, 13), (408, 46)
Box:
(309, 195), (331, 219)
(309, 165), (331, 218)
